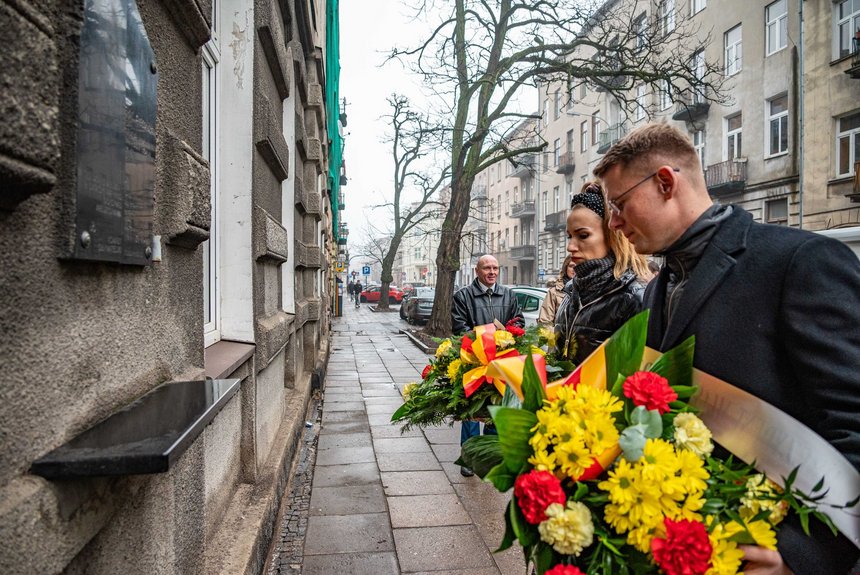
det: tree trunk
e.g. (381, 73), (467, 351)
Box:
(376, 238), (401, 311)
(424, 174), (475, 336)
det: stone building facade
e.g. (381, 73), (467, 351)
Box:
(0, 0), (340, 573)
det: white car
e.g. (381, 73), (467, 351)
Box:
(510, 286), (548, 327)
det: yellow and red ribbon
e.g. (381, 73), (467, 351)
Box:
(460, 324), (521, 397)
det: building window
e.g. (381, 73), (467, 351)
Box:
(726, 113), (743, 160)
(659, 0), (675, 37)
(635, 14), (648, 50)
(566, 129), (574, 154)
(505, 190), (510, 213)
(635, 85), (647, 120)
(836, 0), (860, 59)
(591, 113), (600, 145)
(553, 186), (560, 212)
(553, 139), (561, 165)
(837, 111), (860, 177)
(553, 89), (561, 120)
(767, 94), (789, 156)
(691, 0), (706, 15)
(765, 198), (788, 225)
(202, 12), (220, 347)
(659, 80), (672, 110)
(565, 180), (573, 205)
(579, 82), (587, 99)
(497, 194), (502, 219)
(542, 191), (548, 217)
(693, 130), (705, 169)
(725, 24), (743, 76)
(766, 0), (788, 56)
(580, 120), (588, 152)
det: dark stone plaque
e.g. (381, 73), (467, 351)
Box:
(31, 379), (241, 478)
(73, 0), (157, 265)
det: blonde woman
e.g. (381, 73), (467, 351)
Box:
(538, 255), (575, 327)
(554, 182), (652, 364)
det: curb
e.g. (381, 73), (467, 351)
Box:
(399, 328), (437, 354)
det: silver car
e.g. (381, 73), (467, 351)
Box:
(510, 286), (548, 327)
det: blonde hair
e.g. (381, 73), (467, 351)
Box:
(572, 181), (652, 281)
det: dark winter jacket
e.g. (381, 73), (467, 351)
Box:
(553, 254), (645, 364)
(451, 279), (524, 335)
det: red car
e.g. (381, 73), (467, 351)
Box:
(359, 285), (404, 304)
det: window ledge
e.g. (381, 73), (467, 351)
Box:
(204, 340), (255, 379)
(764, 152), (789, 160)
(830, 53), (857, 67)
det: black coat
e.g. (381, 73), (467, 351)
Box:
(554, 267), (644, 364)
(644, 207), (860, 574)
(451, 279), (523, 335)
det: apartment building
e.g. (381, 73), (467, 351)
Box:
(535, 0), (860, 274)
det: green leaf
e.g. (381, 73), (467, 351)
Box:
(489, 406), (537, 473)
(534, 542), (554, 574)
(619, 426), (646, 462)
(509, 494), (539, 547)
(650, 335), (695, 389)
(390, 402), (410, 422)
(501, 381), (523, 409)
(521, 353), (547, 413)
(496, 499), (517, 552)
(459, 435), (503, 478)
(486, 462), (517, 492)
(605, 311), (649, 390)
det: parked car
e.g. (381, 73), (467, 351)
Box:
(360, 285), (404, 304)
(400, 287), (436, 324)
(510, 286), (548, 327)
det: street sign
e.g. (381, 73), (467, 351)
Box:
(362, 265), (371, 275)
(334, 262), (345, 272)
(352, 271), (357, 277)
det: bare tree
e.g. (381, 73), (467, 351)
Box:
(390, 0), (726, 336)
(359, 95), (449, 310)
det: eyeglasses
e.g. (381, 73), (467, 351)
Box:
(607, 167), (680, 215)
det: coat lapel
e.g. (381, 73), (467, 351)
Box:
(660, 209), (751, 349)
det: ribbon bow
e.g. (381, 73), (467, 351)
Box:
(460, 324), (521, 397)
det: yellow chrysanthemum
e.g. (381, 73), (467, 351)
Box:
(528, 448), (557, 471)
(706, 520), (746, 575)
(402, 382), (417, 400)
(538, 326), (557, 348)
(494, 330), (516, 349)
(435, 339), (452, 358)
(530, 345), (546, 356)
(627, 523), (659, 554)
(744, 519), (778, 550)
(740, 474), (788, 524)
(675, 448), (710, 494)
(447, 359), (462, 381)
(554, 438), (594, 479)
(598, 458), (639, 509)
(537, 501), (595, 556)
(673, 412), (714, 457)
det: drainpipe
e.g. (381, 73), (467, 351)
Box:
(798, 0), (804, 229)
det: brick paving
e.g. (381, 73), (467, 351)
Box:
(266, 304), (527, 575)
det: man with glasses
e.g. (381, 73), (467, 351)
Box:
(594, 123), (860, 575)
(452, 254), (524, 476)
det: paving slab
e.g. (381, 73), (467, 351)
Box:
(304, 513), (395, 555)
(302, 552), (400, 575)
(422, 425), (461, 444)
(321, 410), (366, 424)
(431, 443), (464, 463)
(371, 425), (423, 438)
(377, 451), (442, 472)
(373, 437), (433, 454)
(388, 494), (471, 528)
(380, 471), (455, 496)
(319, 420), (371, 434)
(310, 483), (387, 515)
(312, 462), (380, 488)
(316, 432), (372, 451)
(315, 445), (376, 466)
(394, 525), (495, 572)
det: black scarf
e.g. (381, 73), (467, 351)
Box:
(570, 253), (618, 306)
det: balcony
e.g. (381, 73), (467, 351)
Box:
(850, 162), (860, 202)
(845, 39), (860, 79)
(544, 210), (567, 232)
(511, 154), (536, 179)
(510, 244), (536, 261)
(511, 200), (536, 218)
(556, 151), (575, 175)
(472, 184), (487, 199)
(705, 159), (747, 197)
(671, 88), (711, 123)
(597, 123), (627, 154)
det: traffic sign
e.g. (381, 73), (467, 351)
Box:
(362, 265), (371, 275)
(334, 262), (345, 272)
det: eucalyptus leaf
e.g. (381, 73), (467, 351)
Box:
(630, 405), (663, 438)
(619, 426), (646, 462)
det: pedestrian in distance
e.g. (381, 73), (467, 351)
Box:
(537, 254), (575, 327)
(452, 254), (524, 476)
(552, 182), (652, 364)
(594, 122), (860, 575)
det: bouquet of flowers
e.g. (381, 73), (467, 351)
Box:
(391, 321), (570, 430)
(458, 311), (849, 575)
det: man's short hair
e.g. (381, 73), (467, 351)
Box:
(593, 123), (699, 178)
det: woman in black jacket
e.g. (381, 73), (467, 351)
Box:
(554, 182), (651, 364)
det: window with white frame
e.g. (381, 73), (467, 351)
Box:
(726, 113), (743, 160)
(693, 130), (705, 169)
(766, 0), (788, 56)
(542, 191), (548, 216)
(592, 113), (600, 145)
(554, 89), (561, 120)
(565, 180), (573, 205)
(580, 120), (588, 152)
(767, 94), (789, 156)
(691, 50), (706, 104)
(497, 195), (502, 218)
(566, 129), (574, 154)
(659, 80), (672, 110)
(659, 0), (675, 37)
(635, 84), (647, 120)
(202, 7), (220, 347)
(836, 111), (860, 177)
(505, 191), (510, 213)
(691, 0), (706, 15)
(725, 25), (743, 76)
(553, 139), (561, 165)
(635, 14), (648, 50)
(836, 0), (860, 59)
(765, 198), (788, 225)
(553, 186), (560, 212)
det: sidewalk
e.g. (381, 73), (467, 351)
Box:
(280, 303), (526, 574)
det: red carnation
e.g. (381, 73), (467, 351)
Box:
(545, 566), (585, 575)
(513, 470), (567, 524)
(421, 364), (432, 379)
(622, 371), (677, 414)
(651, 518), (712, 575)
(505, 320), (525, 337)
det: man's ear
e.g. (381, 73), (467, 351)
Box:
(655, 166), (677, 196)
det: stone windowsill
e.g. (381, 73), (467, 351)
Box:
(204, 340), (256, 379)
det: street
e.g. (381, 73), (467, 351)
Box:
(265, 303), (526, 575)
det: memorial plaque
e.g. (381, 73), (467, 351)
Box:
(73, 0), (157, 265)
